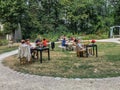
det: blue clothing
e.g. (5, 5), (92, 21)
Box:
(62, 39), (66, 46)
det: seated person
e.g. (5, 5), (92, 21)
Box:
(71, 39), (77, 51)
(76, 39), (84, 50)
(70, 36), (75, 41)
(25, 39), (32, 48)
(35, 39), (43, 48)
(25, 39), (35, 56)
(18, 39), (27, 49)
(42, 38), (47, 47)
(35, 39), (40, 45)
(18, 39), (31, 62)
(20, 39), (25, 46)
(76, 39), (85, 57)
(19, 39), (31, 48)
(61, 38), (68, 47)
(72, 39), (77, 46)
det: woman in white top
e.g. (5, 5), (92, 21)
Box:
(77, 39), (84, 49)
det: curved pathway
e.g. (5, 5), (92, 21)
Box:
(0, 39), (120, 90)
(96, 38), (120, 44)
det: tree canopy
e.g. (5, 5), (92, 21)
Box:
(0, 0), (119, 39)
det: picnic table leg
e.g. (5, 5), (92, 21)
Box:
(48, 48), (50, 60)
(93, 45), (95, 56)
(37, 50), (39, 59)
(86, 47), (89, 57)
(96, 45), (98, 57)
(40, 51), (42, 63)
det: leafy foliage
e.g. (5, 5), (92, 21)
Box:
(0, 0), (117, 39)
(114, 0), (120, 25)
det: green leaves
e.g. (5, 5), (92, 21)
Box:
(0, 0), (116, 38)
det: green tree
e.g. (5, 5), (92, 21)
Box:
(114, 0), (120, 25)
(0, 0), (115, 39)
(0, 0), (27, 40)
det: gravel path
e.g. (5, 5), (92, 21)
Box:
(0, 39), (120, 90)
(96, 38), (120, 44)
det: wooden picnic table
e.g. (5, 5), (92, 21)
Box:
(86, 44), (98, 57)
(32, 47), (50, 63)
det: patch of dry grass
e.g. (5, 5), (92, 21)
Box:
(0, 43), (19, 54)
(2, 42), (120, 78)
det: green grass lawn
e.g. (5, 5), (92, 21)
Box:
(2, 42), (120, 78)
(0, 44), (19, 54)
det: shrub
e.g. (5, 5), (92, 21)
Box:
(0, 39), (8, 46)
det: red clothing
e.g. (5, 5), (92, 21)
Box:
(43, 40), (47, 47)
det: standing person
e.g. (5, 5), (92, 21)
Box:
(42, 38), (47, 47)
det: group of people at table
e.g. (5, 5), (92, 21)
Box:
(18, 38), (48, 63)
(18, 36), (94, 63)
(20, 38), (48, 49)
(61, 37), (85, 51)
(61, 36), (95, 57)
